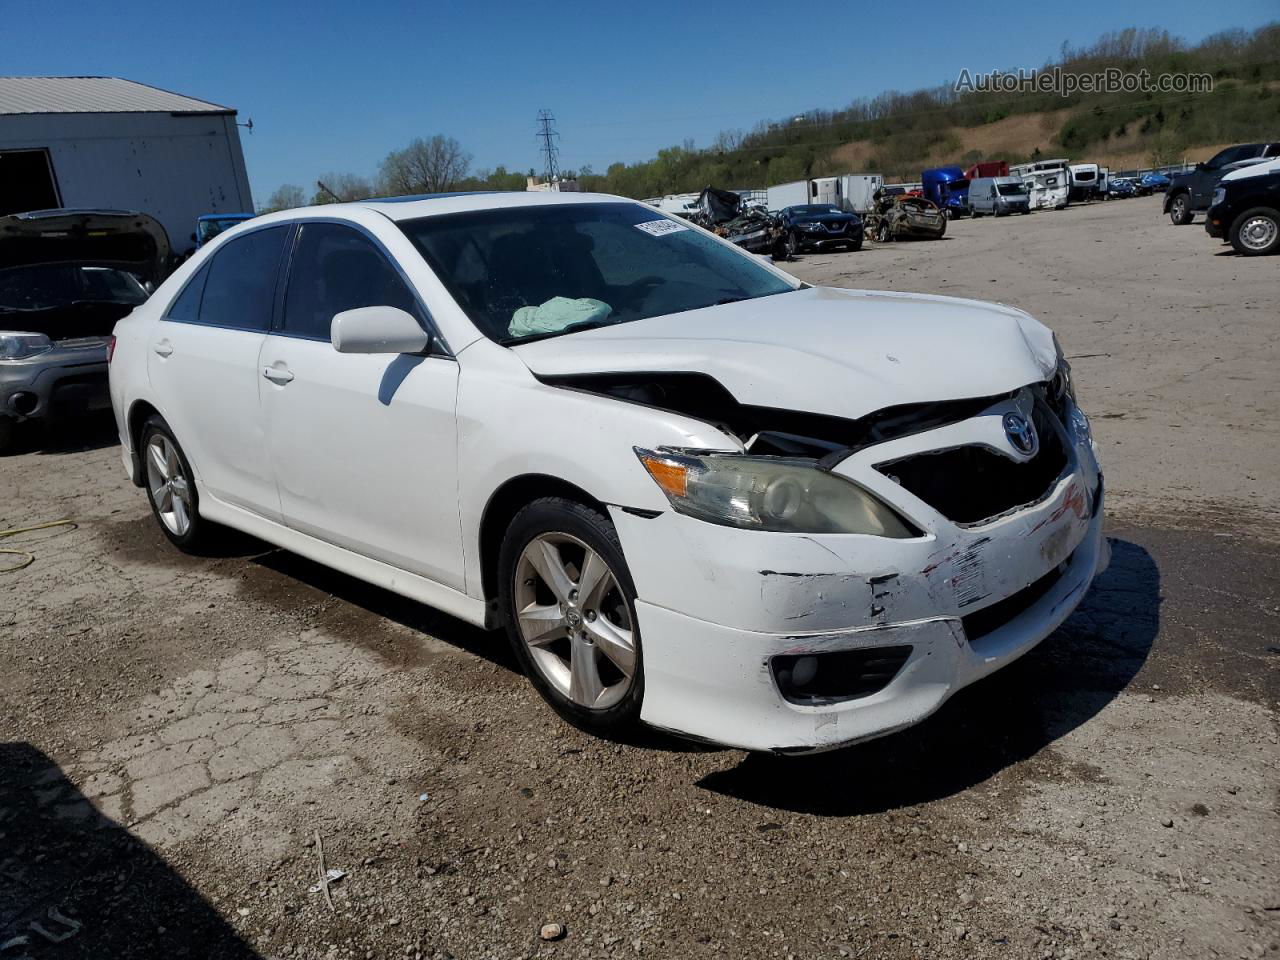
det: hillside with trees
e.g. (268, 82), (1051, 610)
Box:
(263, 22), (1279, 208)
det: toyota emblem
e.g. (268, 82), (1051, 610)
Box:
(1003, 412), (1038, 456)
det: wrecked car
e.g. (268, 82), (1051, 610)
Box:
(864, 191), (947, 242)
(1, 209), (168, 452)
(691, 187), (784, 257)
(110, 192), (1107, 753)
(776, 204), (864, 254)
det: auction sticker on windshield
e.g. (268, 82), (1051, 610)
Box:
(635, 219), (688, 237)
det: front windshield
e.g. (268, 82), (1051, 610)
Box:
(791, 205), (841, 215)
(0, 264), (149, 312)
(943, 181), (969, 195)
(997, 183), (1027, 196)
(399, 202), (796, 345)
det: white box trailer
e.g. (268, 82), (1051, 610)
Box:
(766, 174), (884, 213)
(0, 76), (253, 257)
(766, 180), (810, 210)
(837, 174), (884, 214)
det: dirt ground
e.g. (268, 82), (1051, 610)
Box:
(2, 195), (1277, 960)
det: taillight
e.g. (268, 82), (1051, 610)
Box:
(106, 335), (117, 363)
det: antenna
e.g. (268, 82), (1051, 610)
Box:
(237, 117), (254, 134)
(536, 110), (560, 183)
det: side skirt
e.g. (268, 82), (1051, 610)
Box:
(200, 494), (492, 629)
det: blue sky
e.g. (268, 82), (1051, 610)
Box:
(7, 0), (1277, 204)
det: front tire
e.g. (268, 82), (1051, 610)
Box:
(0, 416), (14, 455)
(140, 416), (217, 552)
(846, 238), (863, 252)
(499, 498), (643, 735)
(1169, 193), (1193, 225)
(1230, 207), (1280, 256)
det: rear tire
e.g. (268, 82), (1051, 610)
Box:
(499, 497), (644, 736)
(1229, 207), (1280, 256)
(140, 416), (218, 552)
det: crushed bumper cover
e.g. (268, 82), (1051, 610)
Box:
(613, 395), (1107, 753)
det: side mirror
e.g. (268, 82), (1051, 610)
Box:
(331, 306), (430, 355)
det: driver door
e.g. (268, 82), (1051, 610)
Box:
(259, 221), (463, 590)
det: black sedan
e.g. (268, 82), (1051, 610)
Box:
(777, 204), (863, 254)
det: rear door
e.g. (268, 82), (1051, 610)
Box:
(147, 224), (291, 520)
(259, 220), (463, 589)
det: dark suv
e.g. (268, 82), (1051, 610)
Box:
(1165, 142), (1280, 224)
(1204, 161), (1280, 256)
(777, 204), (864, 254)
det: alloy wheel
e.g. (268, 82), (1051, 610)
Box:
(1239, 215), (1278, 252)
(145, 434), (193, 536)
(513, 532), (636, 710)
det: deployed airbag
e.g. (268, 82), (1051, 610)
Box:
(509, 296), (612, 338)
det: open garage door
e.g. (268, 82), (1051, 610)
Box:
(0, 149), (61, 216)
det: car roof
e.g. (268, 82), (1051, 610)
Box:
(345, 190), (644, 222)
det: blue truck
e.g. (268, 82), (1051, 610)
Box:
(921, 166), (970, 217)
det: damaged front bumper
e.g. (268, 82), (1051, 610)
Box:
(611, 395), (1107, 753)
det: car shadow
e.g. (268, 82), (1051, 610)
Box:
(695, 537), (1160, 815)
(0, 743), (262, 958)
(247, 549), (723, 754)
(2, 412), (119, 457)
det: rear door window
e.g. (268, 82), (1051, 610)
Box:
(196, 225), (291, 332)
(280, 222), (421, 341)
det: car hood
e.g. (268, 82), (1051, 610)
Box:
(0, 209), (170, 284)
(512, 286), (1057, 420)
(1222, 157), (1280, 183)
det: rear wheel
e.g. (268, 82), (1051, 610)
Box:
(1230, 207), (1280, 256)
(500, 498), (643, 735)
(1169, 193), (1193, 225)
(140, 416), (217, 551)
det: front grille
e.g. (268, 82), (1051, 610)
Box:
(961, 553), (1071, 645)
(875, 401), (1069, 525)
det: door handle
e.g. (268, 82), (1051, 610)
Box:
(153, 340), (173, 358)
(262, 365), (294, 384)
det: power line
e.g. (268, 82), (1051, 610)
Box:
(536, 110), (561, 182)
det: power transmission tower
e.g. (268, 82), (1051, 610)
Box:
(536, 110), (561, 183)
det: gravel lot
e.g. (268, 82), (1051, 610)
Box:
(2, 195), (1277, 960)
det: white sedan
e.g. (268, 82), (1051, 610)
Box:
(108, 191), (1108, 753)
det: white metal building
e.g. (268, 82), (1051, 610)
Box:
(0, 76), (253, 254)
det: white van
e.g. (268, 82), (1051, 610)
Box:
(968, 176), (1031, 216)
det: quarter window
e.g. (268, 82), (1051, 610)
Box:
(196, 225), (290, 332)
(165, 264), (208, 322)
(281, 222), (420, 340)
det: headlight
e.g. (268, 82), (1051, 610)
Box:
(635, 447), (917, 537)
(1211, 187), (1225, 206)
(0, 332), (53, 361)
(1050, 336), (1076, 407)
